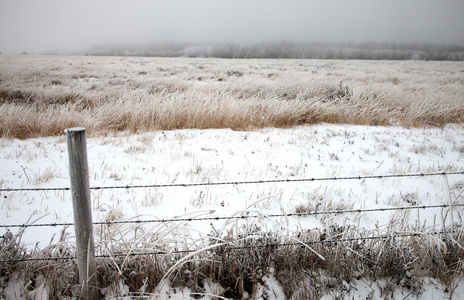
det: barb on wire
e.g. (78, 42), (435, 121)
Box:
(1, 203), (463, 228)
(0, 222), (75, 228)
(0, 231), (446, 263)
(0, 170), (463, 192)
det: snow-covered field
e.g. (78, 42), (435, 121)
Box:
(1, 123), (464, 298)
(1, 123), (463, 249)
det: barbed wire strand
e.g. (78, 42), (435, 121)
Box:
(2, 203), (463, 229)
(1, 170), (463, 192)
(0, 232), (433, 263)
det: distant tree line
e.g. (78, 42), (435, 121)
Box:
(83, 41), (464, 61)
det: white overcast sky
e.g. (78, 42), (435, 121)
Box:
(1, 0), (464, 53)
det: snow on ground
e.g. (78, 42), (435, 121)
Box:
(1, 123), (463, 251)
(1, 123), (464, 299)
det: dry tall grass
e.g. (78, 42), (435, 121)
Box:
(2, 223), (463, 299)
(1, 55), (463, 139)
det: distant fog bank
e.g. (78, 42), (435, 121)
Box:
(60, 41), (464, 61)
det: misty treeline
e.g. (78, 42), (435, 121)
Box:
(84, 41), (464, 61)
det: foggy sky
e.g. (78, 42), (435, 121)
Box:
(1, 0), (464, 54)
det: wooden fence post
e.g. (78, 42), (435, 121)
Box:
(66, 127), (99, 300)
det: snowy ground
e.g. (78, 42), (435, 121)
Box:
(1, 123), (464, 298)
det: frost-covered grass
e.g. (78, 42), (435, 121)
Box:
(1, 123), (464, 298)
(1, 55), (464, 298)
(1, 55), (464, 139)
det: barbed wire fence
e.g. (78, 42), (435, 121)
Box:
(1, 170), (463, 263)
(1, 128), (463, 297)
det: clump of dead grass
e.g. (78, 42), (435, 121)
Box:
(2, 222), (463, 299)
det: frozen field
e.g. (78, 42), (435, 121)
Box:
(1, 124), (464, 248)
(1, 55), (464, 139)
(1, 56), (464, 298)
(1, 123), (464, 299)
